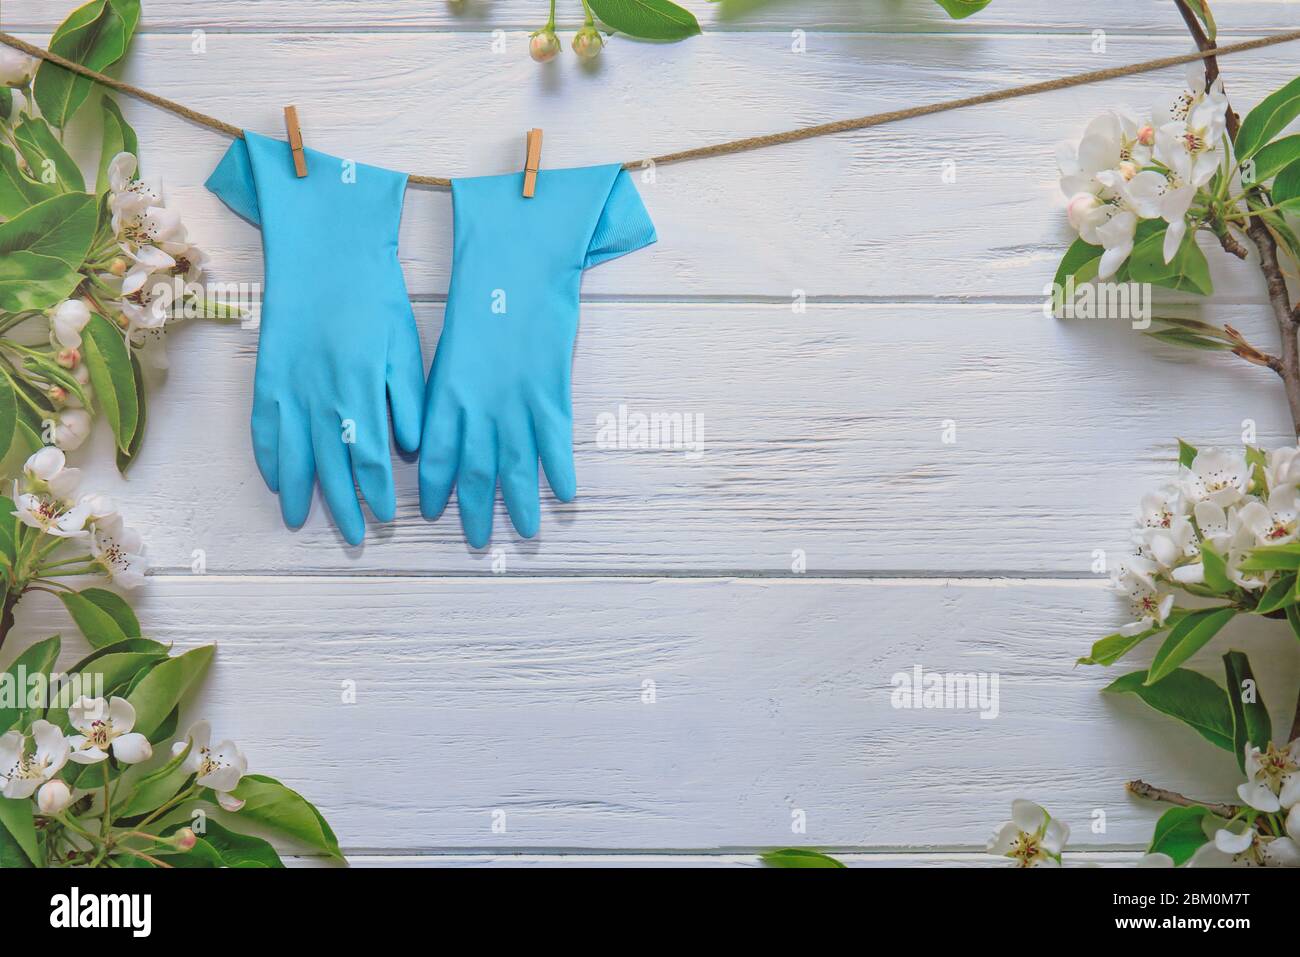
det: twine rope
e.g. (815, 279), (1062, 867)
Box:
(3, 29), (1300, 189)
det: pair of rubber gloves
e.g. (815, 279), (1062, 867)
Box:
(206, 131), (656, 547)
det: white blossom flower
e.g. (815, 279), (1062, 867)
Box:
(1058, 112), (1152, 197)
(49, 299), (91, 349)
(1189, 825), (1300, 867)
(22, 446), (80, 499)
(67, 697), (153, 765)
(1134, 487), (1197, 568)
(91, 514), (147, 589)
(1237, 740), (1300, 813)
(173, 721), (247, 811)
(0, 45), (36, 87)
(0, 721), (70, 799)
(1236, 488), (1300, 547)
(37, 779), (73, 815)
(987, 799), (1068, 867)
(13, 490), (89, 538)
(1124, 168), (1197, 263)
(1180, 448), (1252, 508)
(1266, 447), (1300, 492)
(1113, 557), (1176, 635)
(1153, 64), (1229, 130)
(52, 408), (92, 451)
(118, 242), (176, 297)
(1136, 852), (1175, 867)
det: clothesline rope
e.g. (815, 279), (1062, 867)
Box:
(3, 29), (1300, 189)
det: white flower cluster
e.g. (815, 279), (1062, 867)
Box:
(0, 706), (247, 816)
(1142, 738), (1300, 867)
(1057, 64), (1230, 278)
(13, 447), (146, 587)
(1112, 446), (1300, 636)
(102, 151), (208, 366)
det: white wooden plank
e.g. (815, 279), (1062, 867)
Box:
(5, 577), (1293, 851)
(58, 300), (1291, 574)
(4, 0), (1298, 33)
(292, 851), (1146, 866)
(15, 32), (1300, 300)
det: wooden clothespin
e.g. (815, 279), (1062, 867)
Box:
(522, 128), (543, 198)
(284, 105), (308, 178)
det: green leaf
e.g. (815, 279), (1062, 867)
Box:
(116, 348), (147, 473)
(1183, 1), (1217, 39)
(1052, 237), (1103, 297)
(1238, 543), (1300, 572)
(218, 774), (342, 860)
(76, 587), (140, 639)
(0, 807), (34, 867)
(0, 796), (41, 866)
(1178, 439), (1198, 469)
(1288, 604), (1300, 644)
(1252, 573), (1298, 614)
(81, 313), (139, 453)
(124, 644), (214, 739)
(1223, 651), (1271, 772)
(760, 848), (845, 868)
(1235, 76), (1300, 162)
(0, 192), (97, 269)
(1146, 328), (1233, 351)
(34, 0), (143, 129)
(1077, 624), (1164, 667)
(13, 117), (85, 194)
(116, 740), (193, 818)
(168, 819), (284, 868)
(1148, 805), (1212, 866)
(0, 144), (58, 219)
(0, 253), (82, 312)
(1200, 542), (1234, 595)
(586, 0), (701, 40)
(0, 381), (16, 465)
(1104, 669), (1234, 752)
(96, 96), (138, 194)
(57, 589), (132, 648)
(931, 0), (993, 18)
(1248, 136), (1300, 186)
(1126, 224), (1213, 296)
(0, 495), (17, 570)
(1146, 607), (1236, 685)
(0, 635), (61, 734)
(1274, 158), (1300, 207)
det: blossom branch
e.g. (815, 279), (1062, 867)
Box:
(1126, 779), (1239, 818)
(1174, 0), (1300, 437)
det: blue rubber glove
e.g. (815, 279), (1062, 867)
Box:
(206, 131), (424, 545)
(419, 164), (656, 547)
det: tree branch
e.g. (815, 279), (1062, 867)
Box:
(1173, 0), (1300, 747)
(1126, 779), (1239, 818)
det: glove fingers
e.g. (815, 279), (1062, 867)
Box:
(276, 411), (315, 530)
(250, 392), (280, 492)
(418, 398), (461, 521)
(387, 320), (425, 454)
(311, 414), (366, 546)
(456, 419), (498, 549)
(498, 418), (540, 539)
(533, 404), (577, 503)
(347, 404), (396, 524)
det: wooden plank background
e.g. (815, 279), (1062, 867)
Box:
(2, 0), (1298, 864)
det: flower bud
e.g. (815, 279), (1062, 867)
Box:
(47, 386), (67, 404)
(529, 29), (561, 63)
(109, 257), (127, 277)
(1118, 160), (1138, 181)
(54, 409), (91, 451)
(56, 347), (80, 369)
(1066, 192), (1101, 231)
(37, 780), (73, 815)
(1137, 124), (1155, 146)
(0, 47), (36, 88)
(572, 26), (604, 60)
(172, 827), (198, 852)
